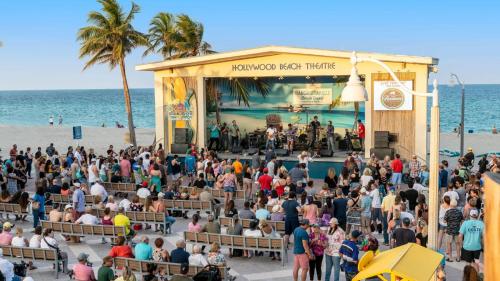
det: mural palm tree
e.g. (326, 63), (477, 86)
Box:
(77, 0), (148, 147)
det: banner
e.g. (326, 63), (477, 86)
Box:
(292, 88), (332, 105)
(374, 81), (413, 110)
(166, 100), (192, 120)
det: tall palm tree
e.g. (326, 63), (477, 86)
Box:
(77, 0), (148, 147)
(174, 14), (214, 58)
(143, 12), (177, 58)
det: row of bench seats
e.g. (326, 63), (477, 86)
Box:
(0, 245), (61, 278)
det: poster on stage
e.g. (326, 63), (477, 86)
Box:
(292, 88), (332, 105)
(166, 99), (192, 120)
(374, 80), (413, 110)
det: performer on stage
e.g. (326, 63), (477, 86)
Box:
(266, 124), (277, 151)
(285, 123), (297, 155)
(357, 119), (365, 150)
(309, 115), (321, 149)
(229, 120), (240, 151)
(326, 120), (335, 152)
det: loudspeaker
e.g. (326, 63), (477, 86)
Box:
(231, 147), (243, 154)
(246, 148), (259, 156)
(374, 131), (389, 140)
(339, 139), (349, 150)
(275, 149), (289, 157)
(174, 128), (189, 144)
(171, 144), (189, 154)
(370, 148), (394, 160)
(320, 149), (333, 157)
(374, 140), (389, 148)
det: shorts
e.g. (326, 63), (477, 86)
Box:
(224, 186), (235, 193)
(361, 216), (371, 228)
(445, 233), (459, 244)
(293, 253), (309, 271)
(391, 173), (402, 185)
(285, 218), (300, 235)
(461, 248), (481, 263)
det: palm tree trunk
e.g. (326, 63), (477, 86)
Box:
(119, 58), (137, 147)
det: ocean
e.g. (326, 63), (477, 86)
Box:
(0, 85), (498, 132)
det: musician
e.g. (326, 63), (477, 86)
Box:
(266, 124), (277, 151)
(285, 123), (297, 155)
(229, 120), (240, 151)
(207, 121), (221, 151)
(326, 120), (335, 152)
(309, 115), (321, 148)
(357, 119), (365, 150)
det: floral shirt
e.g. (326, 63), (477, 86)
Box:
(207, 252), (226, 266)
(324, 227), (345, 257)
(308, 232), (327, 257)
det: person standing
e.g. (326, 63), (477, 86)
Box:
(308, 224), (327, 281)
(408, 155), (421, 182)
(332, 189), (348, 231)
(32, 186), (46, 228)
(381, 185), (396, 245)
(286, 123), (297, 155)
(266, 124), (277, 151)
(390, 154), (403, 188)
(282, 192), (301, 247)
(444, 199), (463, 262)
(72, 182), (86, 219)
(229, 120), (240, 151)
(208, 121), (221, 151)
(356, 119), (365, 150)
(459, 209), (484, 267)
(25, 147), (33, 179)
(309, 116), (321, 149)
(326, 120), (335, 153)
(339, 230), (361, 281)
(324, 218), (345, 281)
(391, 217), (416, 247)
(359, 187), (372, 236)
(49, 115), (54, 126)
(292, 219), (311, 281)
(58, 114), (63, 126)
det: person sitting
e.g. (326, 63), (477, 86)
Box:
(75, 206), (99, 225)
(129, 195), (144, 212)
(170, 239), (190, 264)
(114, 207), (135, 239)
(48, 203), (63, 222)
(243, 220), (262, 258)
(152, 237), (170, 262)
(201, 214), (221, 234)
(224, 200), (238, 218)
(259, 220), (281, 260)
(11, 227), (37, 270)
(47, 179), (62, 194)
(270, 205), (284, 221)
(105, 195), (118, 211)
(72, 253), (96, 281)
(110, 171), (122, 183)
(207, 242), (227, 266)
(29, 226), (43, 248)
(193, 173), (206, 189)
(149, 193), (175, 232)
(118, 194), (131, 211)
(170, 263), (194, 281)
(60, 183), (72, 196)
(200, 186), (221, 219)
(90, 180), (108, 202)
(136, 184), (151, 199)
(238, 201), (256, 220)
(114, 266), (136, 281)
(0, 222), (14, 246)
(188, 244), (208, 267)
(108, 236), (134, 258)
(97, 256), (115, 281)
(188, 213), (202, 233)
(255, 203), (270, 220)
(134, 236), (153, 260)
(41, 228), (69, 274)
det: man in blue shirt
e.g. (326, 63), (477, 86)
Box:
(208, 122), (221, 151)
(184, 153), (196, 184)
(339, 230), (361, 281)
(282, 192), (301, 246)
(134, 236), (153, 260)
(439, 164), (448, 191)
(170, 239), (190, 264)
(459, 209), (484, 265)
(72, 182), (85, 217)
(292, 219), (311, 281)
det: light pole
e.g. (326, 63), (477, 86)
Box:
(450, 73), (465, 156)
(341, 52), (440, 250)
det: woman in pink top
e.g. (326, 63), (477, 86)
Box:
(188, 213), (202, 232)
(302, 198), (319, 225)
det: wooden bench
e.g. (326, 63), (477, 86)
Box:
(1, 245), (61, 278)
(0, 203), (28, 216)
(41, 221), (127, 240)
(102, 182), (136, 193)
(183, 186), (246, 201)
(113, 257), (229, 281)
(50, 193), (95, 204)
(164, 199), (213, 213)
(92, 209), (171, 234)
(219, 217), (286, 233)
(183, 231), (287, 266)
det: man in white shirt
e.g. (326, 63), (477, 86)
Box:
(188, 244), (208, 267)
(413, 181), (428, 193)
(0, 250), (16, 281)
(266, 158), (276, 178)
(118, 195), (132, 211)
(74, 147), (83, 164)
(443, 187), (459, 203)
(370, 186), (383, 230)
(265, 124), (277, 150)
(90, 180), (108, 202)
(75, 207), (100, 225)
(137, 184), (151, 199)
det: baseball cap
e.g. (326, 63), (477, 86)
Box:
(360, 187), (367, 194)
(77, 253), (89, 261)
(64, 204), (73, 210)
(2, 222), (13, 229)
(299, 219), (310, 226)
(470, 209), (479, 218)
(329, 218), (339, 225)
(263, 167), (269, 173)
(351, 230), (362, 239)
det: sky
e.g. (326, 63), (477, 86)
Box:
(1, 0), (500, 90)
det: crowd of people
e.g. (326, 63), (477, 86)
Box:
(0, 141), (498, 281)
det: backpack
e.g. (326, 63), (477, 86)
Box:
(193, 265), (222, 281)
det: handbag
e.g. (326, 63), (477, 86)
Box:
(31, 200), (40, 211)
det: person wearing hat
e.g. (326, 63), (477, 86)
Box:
(270, 204), (284, 221)
(72, 181), (86, 219)
(292, 219), (311, 281)
(324, 218), (345, 281)
(73, 252), (96, 281)
(391, 217), (416, 248)
(463, 147), (475, 167)
(97, 256), (115, 281)
(0, 222), (14, 246)
(339, 230), (362, 281)
(459, 208), (484, 266)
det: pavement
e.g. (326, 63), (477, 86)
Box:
(1, 178), (468, 281)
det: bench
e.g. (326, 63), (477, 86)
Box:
(183, 231), (287, 266)
(113, 257), (229, 281)
(183, 186), (247, 201)
(164, 199), (213, 213)
(1, 245), (61, 278)
(102, 182), (136, 193)
(50, 194), (95, 204)
(41, 221), (127, 240)
(92, 209), (171, 234)
(0, 203), (28, 216)
(219, 217), (286, 233)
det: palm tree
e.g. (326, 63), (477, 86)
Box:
(77, 0), (148, 147)
(174, 14), (214, 58)
(143, 12), (177, 58)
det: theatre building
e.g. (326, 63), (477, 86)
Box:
(137, 46), (438, 174)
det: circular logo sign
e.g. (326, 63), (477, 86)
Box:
(380, 88), (405, 109)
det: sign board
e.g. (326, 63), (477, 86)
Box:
(72, 126), (82, 140)
(374, 81), (413, 110)
(292, 88), (332, 105)
(166, 101), (192, 121)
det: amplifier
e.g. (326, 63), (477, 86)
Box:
(370, 148), (394, 160)
(374, 140), (389, 148)
(174, 128), (189, 144)
(171, 144), (189, 154)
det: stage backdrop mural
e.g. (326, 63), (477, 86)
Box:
(206, 76), (365, 134)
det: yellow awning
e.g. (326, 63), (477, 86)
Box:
(353, 243), (443, 281)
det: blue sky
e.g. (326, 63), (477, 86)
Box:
(1, 0), (499, 90)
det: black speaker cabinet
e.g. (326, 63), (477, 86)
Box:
(320, 149), (334, 157)
(174, 128), (189, 144)
(171, 144), (189, 154)
(370, 148), (394, 160)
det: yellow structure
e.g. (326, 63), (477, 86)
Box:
(136, 46), (438, 160)
(354, 243), (443, 281)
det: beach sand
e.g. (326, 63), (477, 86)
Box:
(0, 124), (498, 160)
